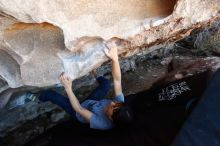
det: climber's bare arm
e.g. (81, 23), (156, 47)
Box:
(105, 41), (122, 96)
(59, 74), (92, 122)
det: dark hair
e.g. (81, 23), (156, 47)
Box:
(112, 106), (134, 127)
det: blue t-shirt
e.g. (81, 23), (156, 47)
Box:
(76, 94), (124, 130)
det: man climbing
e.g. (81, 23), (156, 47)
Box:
(32, 41), (133, 130)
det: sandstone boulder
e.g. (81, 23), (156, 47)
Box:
(0, 0), (219, 89)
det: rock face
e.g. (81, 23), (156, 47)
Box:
(1, 1), (220, 145)
(0, 0), (220, 89)
(190, 19), (220, 53)
(2, 22), (65, 87)
(0, 0), (177, 46)
(2, 53), (220, 146)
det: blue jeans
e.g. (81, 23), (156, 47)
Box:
(38, 76), (111, 120)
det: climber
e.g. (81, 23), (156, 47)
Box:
(30, 40), (133, 130)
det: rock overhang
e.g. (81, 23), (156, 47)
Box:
(0, 0), (177, 44)
(0, 0), (220, 89)
(1, 1), (220, 145)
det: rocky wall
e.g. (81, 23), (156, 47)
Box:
(0, 0), (220, 91)
(0, 1), (220, 145)
(1, 45), (220, 146)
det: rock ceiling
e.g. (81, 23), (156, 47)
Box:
(0, 0), (219, 88)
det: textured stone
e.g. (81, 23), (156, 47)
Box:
(190, 19), (220, 53)
(0, 1), (220, 145)
(0, 0), (177, 49)
(0, 78), (8, 93)
(1, 54), (220, 146)
(2, 21), (66, 87)
(0, 49), (21, 88)
(0, 0), (219, 90)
